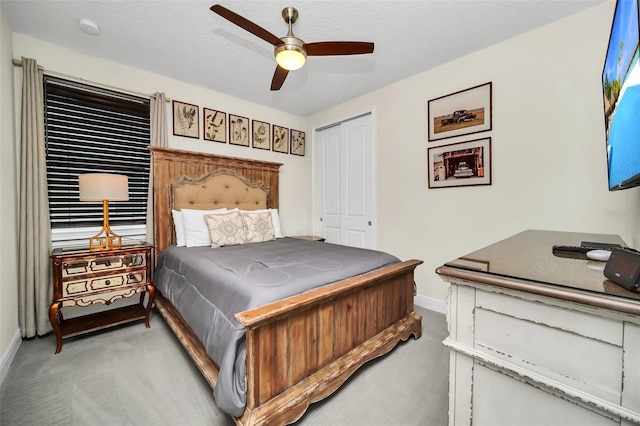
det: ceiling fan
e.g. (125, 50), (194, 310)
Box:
(210, 4), (375, 91)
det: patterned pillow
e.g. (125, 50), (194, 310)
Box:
(242, 211), (276, 243)
(204, 211), (247, 247)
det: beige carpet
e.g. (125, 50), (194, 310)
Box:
(0, 306), (448, 425)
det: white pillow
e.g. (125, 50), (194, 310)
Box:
(204, 211), (247, 247)
(242, 211), (276, 243)
(171, 210), (186, 247)
(241, 208), (283, 238)
(181, 208), (227, 247)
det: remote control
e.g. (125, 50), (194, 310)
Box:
(552, 245), (611, 259)
(552, 245), (604, 254)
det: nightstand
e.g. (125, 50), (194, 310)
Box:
(291, 235), (325, 242)
(49, 243), (154, 354)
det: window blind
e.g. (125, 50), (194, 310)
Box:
(44, 76), (151, 229)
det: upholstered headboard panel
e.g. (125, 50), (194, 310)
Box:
(170, 169), (270, 211)
(150, 147), (282, 255)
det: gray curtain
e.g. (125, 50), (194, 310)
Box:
(146, 92), (169, 244)
(18, 57), (52, 337)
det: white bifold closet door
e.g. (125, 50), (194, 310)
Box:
(314, 113), (374, 249)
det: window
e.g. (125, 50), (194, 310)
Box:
(44, 76), (151, 244)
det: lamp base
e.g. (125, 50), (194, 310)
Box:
(88, 199), (123, 251)
(89, 233), (122, 251)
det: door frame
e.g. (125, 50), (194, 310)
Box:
(312, 107), (378, 248)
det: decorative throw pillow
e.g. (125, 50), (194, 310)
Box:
(204, 211), (247, 247)
(242, 211), (276, 243)
(241, 208), (283, 238)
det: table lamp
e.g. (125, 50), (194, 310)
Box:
(79, 173), (129, 251)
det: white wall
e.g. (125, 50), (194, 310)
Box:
(309, 2), (640, 306)
(0, 5), (20, 378)
(12, 34), (313, 237)
(4, 3), (640, 351)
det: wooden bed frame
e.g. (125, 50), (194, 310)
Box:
(150, 147), (423, 426)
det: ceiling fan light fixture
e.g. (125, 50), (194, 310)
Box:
(211, 4), (374, 90)
(275, 37), (306, 71)
(275, 47), (306, 71)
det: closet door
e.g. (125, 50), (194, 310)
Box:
(315, 114), (374, 248)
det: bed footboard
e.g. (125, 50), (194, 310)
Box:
(237, 259), (423, 426)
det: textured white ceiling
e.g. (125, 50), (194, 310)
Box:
(2, 0), (604, 116)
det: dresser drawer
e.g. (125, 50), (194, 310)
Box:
(474, 290), (623, 404)
(62, 271), (147, 297)
(62, 253), (146, 278)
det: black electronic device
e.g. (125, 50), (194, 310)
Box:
(603, 247), (640, 292)
(580, 241), (622, 250)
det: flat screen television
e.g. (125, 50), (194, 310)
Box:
(602, 0), (640, 191)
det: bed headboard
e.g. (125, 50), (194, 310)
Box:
(150, 147), (282, 255)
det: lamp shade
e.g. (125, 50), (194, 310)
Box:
(79, 173), (129, 201)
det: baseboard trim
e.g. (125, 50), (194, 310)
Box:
(0, 330), (21, 386)
(415, 294), (446, 314)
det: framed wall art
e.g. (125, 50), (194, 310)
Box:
(428, 82), (492, 142)
(272, 125), (289, 153)
(427, 137), (492, 188)
(252, 120), (270, 150)
(203, 108), (226, 143)
(229, 114), (249, 147)
(290, 129), (305, 156)
(173, 100), (199, 139)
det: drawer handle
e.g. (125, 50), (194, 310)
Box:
(105, 280), (111, 286)
(105, 261), (111, 267)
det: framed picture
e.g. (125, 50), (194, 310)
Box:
(252, 120), (270, 150)
(290, 129), (305, 156)
(428, 82), (492, 142)
(203, 108), (226, 143)
(173, 100), (199, 139)
(427, 137), (491, 188)
(229, 114), (249, 147)
(272, 125), (289, 153)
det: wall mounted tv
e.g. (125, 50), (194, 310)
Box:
(602, 0), (640, 191)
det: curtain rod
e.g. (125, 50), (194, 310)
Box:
(12, 58), (171, 103)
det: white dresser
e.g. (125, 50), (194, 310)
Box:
(437, 230), (640, 426)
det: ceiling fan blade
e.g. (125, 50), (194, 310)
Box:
(211, 4), (283, 46)
(305, 41), (374, 56)
(271, 66), (289, 91)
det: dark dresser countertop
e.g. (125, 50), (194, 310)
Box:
(437, 229), (640, 315)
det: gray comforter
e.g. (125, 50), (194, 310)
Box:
(153, 237), (400, 416)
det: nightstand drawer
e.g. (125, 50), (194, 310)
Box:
(62, 253), (146, 277)
(62, 271), (146, 297)
(62, 286), (146, 308)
